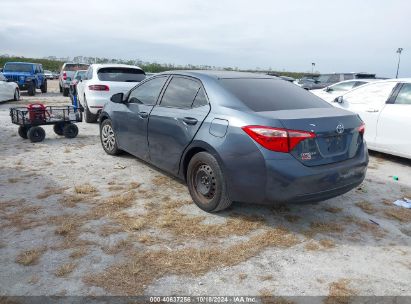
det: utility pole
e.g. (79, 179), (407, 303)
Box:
(396, 48), (403, 78)
(311, 62), (315, 74)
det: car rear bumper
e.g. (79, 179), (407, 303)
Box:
(84, 95), (109, 114)
(227, 143), (368, 205)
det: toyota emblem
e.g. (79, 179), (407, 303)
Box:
(336, 123), (344, 134)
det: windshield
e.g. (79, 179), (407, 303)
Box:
(97, 67), (146, 82)
(3, 63), (33, 73)
(74, 71), (87, 79)
(316, 75), (332, 83)
(63, 64), (89, 71)
(44, 70), (51, 74)
(220, 78), (331, 112)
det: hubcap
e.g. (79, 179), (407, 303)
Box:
(194, 164), (216, 199)
(102, 124), (115, 151)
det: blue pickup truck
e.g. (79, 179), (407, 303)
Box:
(2, 62), (47, 96)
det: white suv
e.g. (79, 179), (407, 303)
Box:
(77, 64), (146, 122)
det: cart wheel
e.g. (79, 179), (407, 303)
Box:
(63, 123), (79, 138)
(53, 123), (65, 136)
(18, 126), (29, 139)
(27, 126), (46, 143)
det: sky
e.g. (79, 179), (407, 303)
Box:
(0, 0), (410, 77)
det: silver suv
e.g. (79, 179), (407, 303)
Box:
(59, 63), (89, 96)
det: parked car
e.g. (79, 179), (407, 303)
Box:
(0, 72), (20, 102)
(99, 71), (368, 212)
(311, 79), (377, 102)
(44, 70), (54, 80)
(332, 79), (411, 159)
(2, 62), (47, 96)
(69, 70), (87, 102)
(301, 73), (376, 90)
(59, 63), (90, 97)
(77, 64), (146, 123)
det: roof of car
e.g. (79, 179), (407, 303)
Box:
(160, 70), (276, 80)
(91, 63), (143, 70)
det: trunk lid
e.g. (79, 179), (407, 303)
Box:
(258, 108), (364, 166)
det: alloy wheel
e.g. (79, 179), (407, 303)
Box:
(101, 124), (116, 152)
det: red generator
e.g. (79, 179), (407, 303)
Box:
(27, 103), (47, 124)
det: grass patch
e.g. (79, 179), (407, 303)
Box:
(319, 239), (336, 249)
(324, 207), (342, 214)
(37, 186), (68, 199)
(15, 247), (46, 266)
(54, 262), (77, 277)
(325, 279), (356, 304)
(304, 221), (345, 238)
(84, 228), (299, 294)
(74, 184), (97, 194)
(259, 274), (273, 281)
(69, 248), (88, 259)
(384, 208), (411, 222)
(55, 219), (76, 236)
(0, 205), (43, 231)
(102, 239), (133, 255)
(284, 215), (300, 223)
(355, 201), (377, 214)
(7, 177), (20, 183)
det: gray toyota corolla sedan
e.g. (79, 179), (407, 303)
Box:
(99, 71), (368, 212)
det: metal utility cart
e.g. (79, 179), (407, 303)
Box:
(10, 103), (82, 142)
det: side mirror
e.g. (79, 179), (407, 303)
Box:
(325, 86), (332, 92)
(334, 96), (344, 103)
(111, 93), (124, 103)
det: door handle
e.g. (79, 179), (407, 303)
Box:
(138, 111), (148, 118)
(182, 117), (198, 125)
(366, 108), (379, 113)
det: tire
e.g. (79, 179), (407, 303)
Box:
(41, 80), (47, 93)
(100, 119), (120, 155)
(59, 84), (63, 93)
(187, 152), (232, 212)
(14, 88), (20, 101)
(63, 123), (79, 138)
(53, 123), (65, 136)
(27, 82), (36, 96)
(27, 126), (46, 143)
(18, 126), (28, 139)
(83, 95), (98, 123)
(63, 88), (69, 97)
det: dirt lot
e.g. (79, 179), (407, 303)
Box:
(1, 80), (411, 298)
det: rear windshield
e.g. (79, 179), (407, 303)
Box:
(3, 63), (33, 72)
(220, 78), (331, 112)
(63, 64), (89, 71)
(97, 67), (146, 82)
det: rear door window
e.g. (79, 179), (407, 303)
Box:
(128, 76), (168, 105)
(394, 84), (411, 105)
(160, 76), (203, 108)
(97, 67), (145, 82)
(220, 78), (331, 111)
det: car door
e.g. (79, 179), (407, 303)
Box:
(375, 83), (411, 158)
(112, 76), (169, 160)
(148, 76), (211, 174)
(339, 81), (397, 146)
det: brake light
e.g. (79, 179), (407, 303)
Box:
(357, 123), (365, 135)
(88, 85), (110, 91)
(242, 126), (316, 153)
(63, 72), (67, 80)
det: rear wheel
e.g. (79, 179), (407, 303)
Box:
(53, 123), (65, 136)
(83, 95), (98, 123)
(27, 82), (36, 96)
(40, 80), (47, 93)
(63, 123), (79, 138)
(187, 152), (232, 212)
(14, 88), (20, 101)
(18, 126), (28, 139)
(27, 126), (46, 142)
(100, 119), (120, 155)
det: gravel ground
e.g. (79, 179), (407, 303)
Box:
(0, 80), (410, 299)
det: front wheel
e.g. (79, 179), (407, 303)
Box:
(27, 82), (36, 96)
(187, 152), (232, 212)
(27, 126), (46, 142)
(100, 119), (120, 155)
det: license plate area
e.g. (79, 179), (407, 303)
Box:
(322, 135), (346, 154)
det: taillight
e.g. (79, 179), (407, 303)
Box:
(242, 125), (316, 153)
(357, 123), (365, 135)
(63, 72), (67, 80)
(88, 85), (110, 91)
